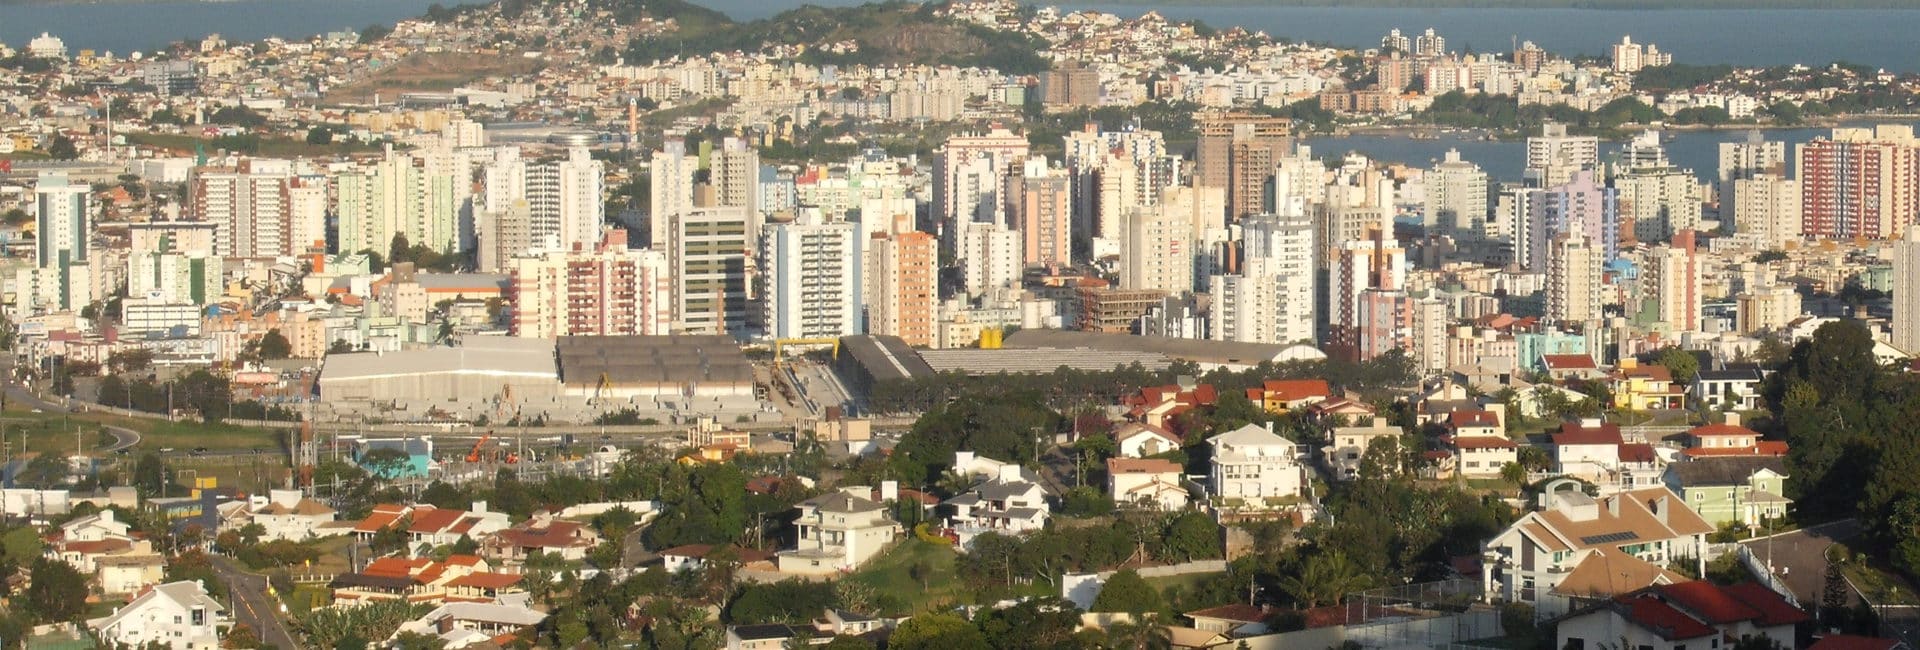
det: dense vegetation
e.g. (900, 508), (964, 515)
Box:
(617, 1), (1049, 74)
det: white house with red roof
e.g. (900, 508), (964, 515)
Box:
(1106, 458), (1190, 511)
(1121, 381), (1217, 429)
(482, 512), (601, 562)
(1681, 414), (1787, 459)
(1445, 434), (1518, 479)
(1556, 581), (1805, 650)
(1541, 354), (1604, 380)
(406, 504), (511, 550)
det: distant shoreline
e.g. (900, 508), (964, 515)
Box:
(1057, 0), (1920, 9)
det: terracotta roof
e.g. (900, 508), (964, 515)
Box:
(1451, 435), (1517, 450)
(408, 508), (467, 534)
(495, 521), (592, 549)
(1683, 441), (1790, 458)
(60, 539), (132, 555)
(1543, 354), (1598, 369)
(1185, 603), (1264, 623)
(1553, 547), (1685, 599)
(1533, 488), (1715, 551)
(1619, 443), (1658, 463)
(1621, 365), (1673, 381)
(1721, 582), (1811, 626)
(1446, 410), (1501, 429)
(1688, 423), (1761, 438)
(1113, 422), (1181, 445)
(448, 572), (524, 590)
(1108, 458), (1182, 474)
(1612, 590), (1716, 640)
(354, 504), (409, 533)
(1257, 379), (1331, 402)
(1553, 421), (1624, 446)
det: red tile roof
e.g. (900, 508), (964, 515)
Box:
(1619, 443), (1658, 463)
(1446, 410), (1501, 429)
(1185, 604), (1264, 623)
(1543, 354), (1598, 370)
(1683, 441), (1790, 458)
(448, 572), (524, 590)
(407, 508), (467, 534)
(1257, 379), (1332, 402)
(1451, 436), (1517, 450)
(1553, 421), (1624, 446)
(1614, 591), (1716, 640)
(1108, 458), (1182, 474)
(1722, 582), (1811, 626)
(1660, 581), (1762, 624)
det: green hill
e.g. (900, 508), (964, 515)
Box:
(618, 1), (1050, 73)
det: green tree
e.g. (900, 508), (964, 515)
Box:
(25, 558), (87, 622)
(306, 125), (334, 145)
(133, 453), (169, 496)
(888, 613), (989, 650)
(1278, 551), (1370, 609)
(1090, 570), (1164, 616)
(1658, 348), (1700, 385)
(1161, 512), (1221, 562)
(46, 134), (77, 160)
(258, 329), (293, 359)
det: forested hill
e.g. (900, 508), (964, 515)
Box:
(517, 0), (1052, 73)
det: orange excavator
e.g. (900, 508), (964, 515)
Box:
(466, 430), (493, 463)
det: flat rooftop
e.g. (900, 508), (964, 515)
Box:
(320, 337), (557, 382)
(555, 334), (753, 385)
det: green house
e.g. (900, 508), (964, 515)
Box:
(1662, 457), (1789, 529)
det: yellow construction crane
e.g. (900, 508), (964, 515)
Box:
(773, 338), (841, 369)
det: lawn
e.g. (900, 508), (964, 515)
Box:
(1833, 544), (1920, 606)
(1144, 570), (1223, 598)
(845, 539), (974, 614)
(4, 399), (289, 454)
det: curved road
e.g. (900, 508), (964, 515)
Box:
(100, 425), (140, 453)
(211, 555), (301, 650)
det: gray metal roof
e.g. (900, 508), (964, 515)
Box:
(555, 334), (753, 385)
(837, 335), (934, 383)
(319, 337), (558, 382)
(1000, 329), (1325, 366)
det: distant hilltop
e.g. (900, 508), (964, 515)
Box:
(1083, 0), (1915, 8)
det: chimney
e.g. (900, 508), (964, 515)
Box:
(1606, 495), (1620, 518)
(1724, 412), (1741, 428)
(1264, 421), (1274, 434)
(954, 451), (975, 470)
(1651, 496), (1670, 525)
(471, 501), (488, 514)
(1372, 416), (1388, 428)
(881, 480), (898, 501)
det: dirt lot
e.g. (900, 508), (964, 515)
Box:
(326, 52), (540, 104)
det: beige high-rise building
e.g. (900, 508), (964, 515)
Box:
(1195, 113), (1291, 223)
(1122, 187), (1210, 294)
(1329, 228), (1406, 359)
(1546, 235), (1601, 325)
(1615, 166), (1701, 244)
(508, 229), (671, 339)
(864, 231), (938, 347)
(1640, 231), (1704, 332)
(1015, 157), (1073, 266)
(1895, 228), (1920, 354)
(649, 138), (697, 247)
(1730, 174), (1801, 249)
(1426, 148), (1489, 236)
(1526, 122), (1599, 188)
(667, 207), (753, 338)
(1735, 284), (1803, 334)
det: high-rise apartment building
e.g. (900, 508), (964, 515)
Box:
(508, 229), (671, 339)
(710, 137), (763, 246)
(519, 146), (605, 252)
(35, 172), (89, 270)
(1546, 235), (1601, 325)
(1614, 165), (1701, 244)
(1895, 228), (1920, 354)
(666, 207), (753, 339)
(1014, 157), (1073, 266)
(959, 222), (1021, 299)
(1718, 134), (1788, 184)
(649, 138), (698, 247)
(1796, 125), (1920, 240)
(1526, 123), (1599, 189)
(932, 127), (1029, 239)
(128, 242), (220, 305)
(1524, 170), (1619, 273)
(1121, 188), (1203, 295)
(1730, 174), (1802, 248)
(1062, 125), (1173, 245)
(1209, 213), (1315, 345)
(191, 160), (296, 259)
(1329, 229), (1406, 360)
(1736, 284), (1803, 335)
(1195, 113), (1292, 223)
(1426, 148), (1489, 237)
(864, 231), (938, 347)
(759, 217), (862, 340)
(1640, 231), (1704, 332)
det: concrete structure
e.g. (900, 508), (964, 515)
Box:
(863, 231), (937, 347)
(1730, 174), (1801, 248)
(1797, 125), (1920, 240)
(1897, 227), (1920, 355)
(1015, 156), (1073, 266)
(1323, 417), (1403, 481)
(1195, 113), (1292, 222)
(318, 337), (559, 405)
(1526, 123), (1598, 189)
(1329, 228), (1407, 361)
(1107, 458), (1190, 510)
(666, 207), (753, 338)
(649, 139), (697, 247)
(1211, 213), (1315, 345)
(555, 334), (754, 399)
(1426, 149), (1489, 237)
(1546, 235), (1601, 325)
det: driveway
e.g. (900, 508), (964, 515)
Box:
(1739, 519), (1862, 605)
(211, 555), (301, 650)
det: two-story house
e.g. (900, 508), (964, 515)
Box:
(406, 504), (511, 551)
(1446, 435), (1519, 479)
(778, 488), (900, 575)
(1323, 417), (1404, 481)
(1551, 419), (1623, 484)
(1106, 458), (1190, 511)
(1207, 423), (1304, 510)
(1557, 581), (1805, 650)
(1692, 366), (1767, 411)
(1121, 380), (1217, 429)
(1680, 415), (1787, 459)
(1247, 379), (1332, 414)
(944, 473), (1052, 536)
(1481, 480), (1715, 617)
(235, 489), (337, 542)
(1112, 422), (1184, 459)
(1611, 361), (1685, 410)
(482, 512), (601, 562)
(88, 580), (229, 650)
(1662, 457), (1789, 528)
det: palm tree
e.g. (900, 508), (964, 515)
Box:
(1101, 619), (1171, 649)
(1279, 551), (1372, 609)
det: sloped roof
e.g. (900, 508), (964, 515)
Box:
(1552, 547), (1686, 599)
(1667, 457), (1788, 487)
(1809, 635), (1907, 650)
(1553, 420), (1623, 446)
(1108, 458), (1183, 474)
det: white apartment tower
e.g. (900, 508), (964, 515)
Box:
(1546, 235), (1602, 325)
(1895, 228), (1920, 354)
(1731, 174), (1802, 249)
(1526, 123), (1599, 189)
(1426, 148), (1489, 237)
(1210, 213), (1316, 345)
(649, 138), (697, 247)
(760, 217), (863, 340)
(959, 221), (1022, 299)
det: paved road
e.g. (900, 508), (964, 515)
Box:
(100, 425), (141, 453)
(211, 555), (301, 650)
(1740, 519), (1862, 605)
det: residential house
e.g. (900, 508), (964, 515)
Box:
(777, 488), (900, 574)
(95, 552), (168, 596)
(1114, 422), (1184, 459)
(1207, 423), (1304, 510)
(1323, 417), (1404, 481)
(1809, 635), (1911, 650)
(1611, 361), (1685, 410)
(393, 602), (547, 648)
(1680, 415), (1787, 459)
(658, 545), (777, 573)
(483, 512), (601, 562)
(353, 503), (412, 540)
(1662, 457), (1789, 528)
(1541, 354), (1603, 380)
(1480, 481), (1715, 617)
(944, 470), (1052, 535)
(1247, 379), (1332, 414)
(1122, 380), (1218, 429)
(1444, 410), (1504, 438)
(405, 504), (511, 550)
(47, 536), (141, 575)
(726, 624), (799, 650)
(1692, 366), (1767, 410)
(1305, 397), (1379, 426)
(1185, 604), (1270, 636)
(1551, 419), (1623, 484)
(1107, 458), (1191, 510)
(61, 508), (132, 542)
(330, 555), (526, 606)
(239, 489), (337, 542)
(87, 581), (229, 650)
(1556, 581), (1805, 650)
(811, 609), (885, 638)
(1446, 435), (1519, 479)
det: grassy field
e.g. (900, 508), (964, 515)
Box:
(846, 540), (974, 613)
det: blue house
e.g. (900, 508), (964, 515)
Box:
(354, 437), (433, 479)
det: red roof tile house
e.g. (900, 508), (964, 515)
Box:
(482, 512), (602, 562)
(1556, 581), (1806, 650)
(1681, 414), (1788, 459)
(1481, 481), (1715, 617)
(1247, 379), (1332, 414)
(406, 504), (511, 550)
(1444, 434), (1518, 479)
(1542, 354), (1604, 380)
(1122, 382), (1218, 429)
(330, 555), (526, 606)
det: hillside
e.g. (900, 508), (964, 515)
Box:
(619, 1), (1050, 73)
(1087, 0), (1914, 7)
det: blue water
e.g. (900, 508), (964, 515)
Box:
(4, 1), (1920, 71)
(1302, 126), (1896, 184)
